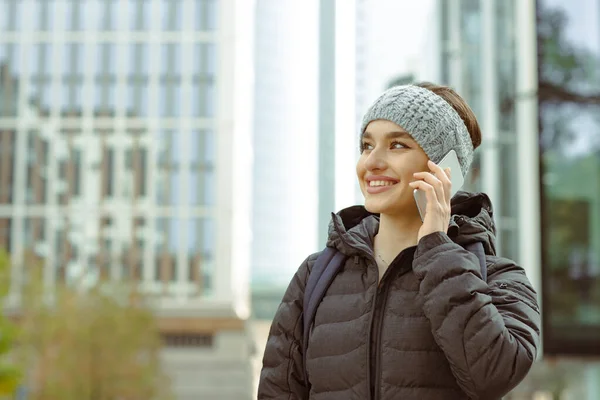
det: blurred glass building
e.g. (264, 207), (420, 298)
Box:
(434, 0), (600, 397)
(0, 0), (254, 399)
(435, 0), (540, 282)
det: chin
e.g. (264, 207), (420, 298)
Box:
(364, 198), (400, 215)
(363, 192), (415, 217)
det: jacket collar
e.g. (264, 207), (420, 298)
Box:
(326, 191), (497, 257)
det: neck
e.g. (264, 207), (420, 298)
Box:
(374, 212), (422, 262)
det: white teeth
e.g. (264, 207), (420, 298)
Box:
(369, 180), (397, 187)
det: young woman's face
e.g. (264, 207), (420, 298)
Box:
(356, 120), (429, 217)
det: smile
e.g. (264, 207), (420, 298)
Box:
(369, 180), (397, 187)
(366, 180), (398, 194)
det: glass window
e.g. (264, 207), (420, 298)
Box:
(81, 0), (102, 31)
(191, 80), (215, 118)
(73, 148), (82, 196)
(129, 0), (148, 30)
(0, 44), (20, 76)
(3, 0), (21, 31)
(41, 0), (56, 31)
(499, 139), (518, 221)
(102, 147), (115, 197)
(159, 81), (182, 117)
(189, 131), (215, 206)
(189, 169), (214, 206)
(127, 81), (148, 117)
(496, 0), (517, 133)
(161, 44), (181, 77)
(190, 130), (215, 165)
(98, 44), (117, 76)
(187, 218), (213, 291)
(195, 0), (217, 31)
(194, 43), (217, 76)
(29, 44), (51, 77)
(128, 44), (149, 77)
(154, 218), (181, 282)
(64, 1), (81, 31)
(162, 0), (182, 30)
(23, 217), (46, 250)
(538, 0), (600, 355)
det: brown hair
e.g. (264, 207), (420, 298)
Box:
(415, 82), (482, 150)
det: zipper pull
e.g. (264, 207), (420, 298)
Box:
(354, 255), (359, 265)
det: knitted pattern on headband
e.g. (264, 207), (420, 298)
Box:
(360, 85), (474, 176)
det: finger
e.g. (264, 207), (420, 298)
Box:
(413, 172), (444, 203)
(409, 181), (439, 213)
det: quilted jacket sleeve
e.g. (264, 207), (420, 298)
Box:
(257, 255), (315, 400)
(413, 232), (541, 400)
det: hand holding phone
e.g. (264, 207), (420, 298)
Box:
(412, 149), (464, 222)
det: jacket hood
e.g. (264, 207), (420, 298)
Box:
(326, 191), (497, 258)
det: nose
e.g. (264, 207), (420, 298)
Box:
(364, 146), (387, 172)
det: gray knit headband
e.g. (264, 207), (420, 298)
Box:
(360, 85), (474, 176)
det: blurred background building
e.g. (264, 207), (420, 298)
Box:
(0, 0), (254, 399)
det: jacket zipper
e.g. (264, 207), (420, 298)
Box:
(373, 280), (390, 400)
(370, 250), (413, 400)
(366, 271), (378, 400)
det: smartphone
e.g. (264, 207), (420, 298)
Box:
(413, 149), (464, 221)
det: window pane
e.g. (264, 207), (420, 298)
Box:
(81, 0), (102, 31)
(538, 0), (600, 353)
(187, 218), (213, 294)
(154, 218), (181, 282)
(4, 0), (21, 31)
(161, 44), (181, 76)
(162, 0), (182, 30)
(195, 0), (217, 31)
(189, 131), (215, 205)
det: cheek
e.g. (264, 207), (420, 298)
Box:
(356, 157), (365, 178)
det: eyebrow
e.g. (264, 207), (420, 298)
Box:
(362, 131), (413, 140)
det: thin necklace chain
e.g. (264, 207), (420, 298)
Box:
(377, 253), (389, 266)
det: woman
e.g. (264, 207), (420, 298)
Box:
(258, 83), (541, 400)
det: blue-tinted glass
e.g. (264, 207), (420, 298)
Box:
(64, 1), (79, 31)
(0, 2), (6, 32)
(189, 131), (215, 205)
(191, 80), (215, 118)
(189, 130), (215, 164)
(189, 169), (214, 206)
(193, 43), (217, 76)
(129, 0), (147, 30)
(0, 45), (20, 75)
(169, 170), (182, 206)
(107, 0), (121, 30)
(161, 0), (182, 30)
(4, 0), (21, 31)
(82, 0), (102, 31)
(161, 44), (181, 76)
(195, 0), (217, 31)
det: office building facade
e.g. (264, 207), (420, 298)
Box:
(0, 0), (254, 398)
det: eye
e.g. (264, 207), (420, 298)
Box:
(360, 141), (374, 153)
(390, 141), (408, 150)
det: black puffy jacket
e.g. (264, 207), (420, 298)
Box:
(258, 192), (541, 400)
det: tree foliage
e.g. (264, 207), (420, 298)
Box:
(15, 258), (173, 400)
(0, 249), (21, 397)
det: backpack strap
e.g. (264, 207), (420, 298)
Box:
(302, 247), (347, 385)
